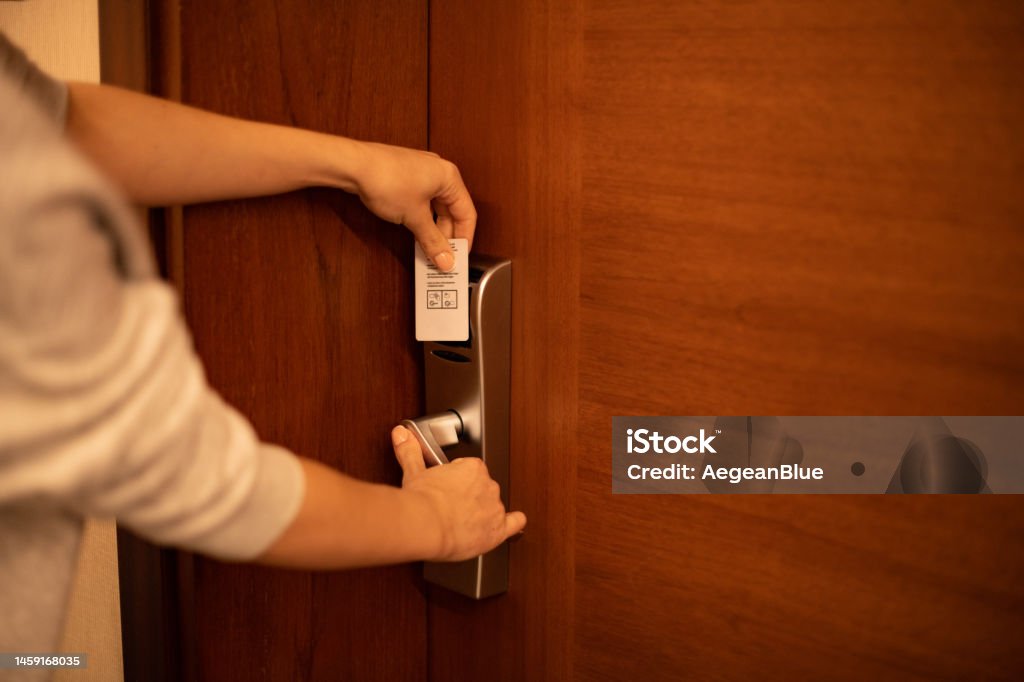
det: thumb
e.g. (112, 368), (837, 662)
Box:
(405, 207), (455, 272)
(392, 426), (426, 479)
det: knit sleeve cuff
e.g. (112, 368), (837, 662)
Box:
(187, 444), (306, 561)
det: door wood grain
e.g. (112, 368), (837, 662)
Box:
(576, 3), (1024, 678)
(427, 1), (582, 680)
(164, 2), (429, 680)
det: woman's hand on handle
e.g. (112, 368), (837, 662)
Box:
(391, 425), (525, 562)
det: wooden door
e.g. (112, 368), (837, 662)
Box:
(145, 1), (1023, 680)
(153, 1), (430, 679)
(429, 1), (1024, 680)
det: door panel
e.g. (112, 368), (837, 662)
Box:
(169, 2), (428, 680)
(156, 1), (1023, 679)
(427, 1), (581, 680)
(430, 1), (1024, 680)
(577, 2), (1024, 679)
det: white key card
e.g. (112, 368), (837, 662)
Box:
(415, 238), (469, 341)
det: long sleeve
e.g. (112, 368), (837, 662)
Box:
(0, 58), (304, 561)
(0, 31), (67, 127)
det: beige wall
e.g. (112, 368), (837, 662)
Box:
(0, 0), (100, 81)
(0, 2), (124, 681)
(56, 520), (124, 681)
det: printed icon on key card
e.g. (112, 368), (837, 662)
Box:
(426, 290), (458, 309)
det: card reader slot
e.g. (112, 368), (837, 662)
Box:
(431, 349), (471, 363)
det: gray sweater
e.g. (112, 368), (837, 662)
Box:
(0, 35), (304, 678)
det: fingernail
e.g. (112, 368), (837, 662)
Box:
(435, 252), (455, 271)
(391, 426), (408, 446)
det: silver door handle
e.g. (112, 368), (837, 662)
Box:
(401, 411), (463, 466)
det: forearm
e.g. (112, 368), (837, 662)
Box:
(65, 82), (363, 206)
(256, 457), (444, 569)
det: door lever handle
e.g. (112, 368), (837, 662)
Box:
(401, 410), (463, 466)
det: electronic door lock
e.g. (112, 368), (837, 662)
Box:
(401, 254), (512, 599)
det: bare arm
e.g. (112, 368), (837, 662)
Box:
(258, 427), (526, 568)
(65, 82), (475, 270)
(62, 85), (513, 566)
